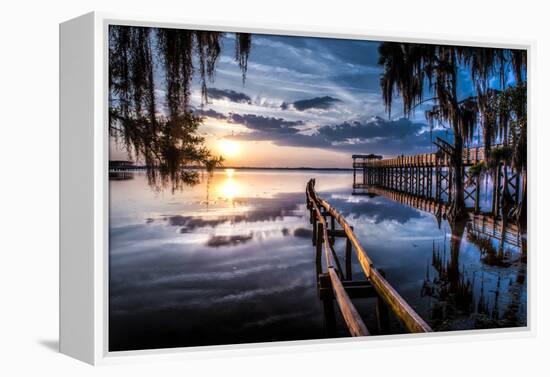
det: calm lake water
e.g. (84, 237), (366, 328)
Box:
(109, 169), (527, 351)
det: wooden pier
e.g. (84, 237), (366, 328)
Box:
(352, 143), (521, 218)
(306, 179), (432, 336)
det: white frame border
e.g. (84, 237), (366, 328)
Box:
(84, 11), (535, 365)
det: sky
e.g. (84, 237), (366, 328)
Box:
(110, 31), (508, 168)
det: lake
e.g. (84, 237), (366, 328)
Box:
(109, 169), (527, 351)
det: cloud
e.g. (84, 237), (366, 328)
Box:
(193, 108), (228, 120)
(195, 104), (446, 157)
(281, 96), (342, 111)
(225, 113), (445, 156)
(317, 116), (421, 140)
(229, 113), (304, 134)
(194, 109), (305, 140)
(207, 88), (252, 104)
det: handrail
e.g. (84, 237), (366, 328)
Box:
(354, 144), (503, 168)
(307, 179), (432, 334)
(306, 187), (370, 337)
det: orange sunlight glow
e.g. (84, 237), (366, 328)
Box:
(217, 169), (241, 202)
(218, 139), (241, 158)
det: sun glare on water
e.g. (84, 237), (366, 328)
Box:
(217, 169), (242, 202)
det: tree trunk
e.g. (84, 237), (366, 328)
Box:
(448, 220), (466, 292)
(517, 170), (527, 228)
(447, 132), (468, 222)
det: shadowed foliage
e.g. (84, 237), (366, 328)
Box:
(109, 25), (251, 191)
(378, 43), (526, 223)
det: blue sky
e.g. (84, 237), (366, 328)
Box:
(190, 33), (451, 167)
(112, 31), (514, 168)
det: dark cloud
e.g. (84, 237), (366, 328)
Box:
(317, 116), (421, 140)
(229, 114), (303, 134)
(207, 88), (252, 104)
(194, 108), (227, 120)
(229, 115), (445, 156)
(194, 109), (305, 137)
(281, 96), (342, 111)
(196, 105), (446, 156)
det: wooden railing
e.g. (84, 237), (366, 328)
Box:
(306, 181), (369, 336)
(306, 179), (432, 335)
(352, 145), (494, 168)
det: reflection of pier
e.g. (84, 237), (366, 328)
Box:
(306, 179), (432, 337)
(352, 143), (521, 217)
(364, 185), (522, 248)
(109, 171), (135, 180)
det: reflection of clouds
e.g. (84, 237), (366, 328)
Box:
(109, 224), (322, 349)
(159, 192), (305, 232)
(240, 310), (316, 330)
(110, 171), (527, 350)
(328, 193), (423, 224)
(207, 278), (310, 305)
(206, 233), (253, 248)
(293, 227), (313, 238)
(111, 255), (312, 292)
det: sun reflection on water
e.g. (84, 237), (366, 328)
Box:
(217, 169), (242, 203)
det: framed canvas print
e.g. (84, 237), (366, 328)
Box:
(60, 12), (532, 364)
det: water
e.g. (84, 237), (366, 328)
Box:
(109, 169), (527, 351)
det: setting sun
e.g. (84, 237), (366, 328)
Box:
(218, 139), (241, 158)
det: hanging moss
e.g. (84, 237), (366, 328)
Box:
(378, 42), (526, 221)
(109, 25), (252, 191)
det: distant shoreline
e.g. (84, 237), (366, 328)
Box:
(109, 160), (353, 171)
(110, 165), (353, 172)
(218, 166), (353, 171)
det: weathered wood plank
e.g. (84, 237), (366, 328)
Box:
(307, 181), (370, 337)
(307, 180), (433, 334)
(328, 267), (370, 337)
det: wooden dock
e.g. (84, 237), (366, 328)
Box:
(352, 143), (521, 218)
(353, 144), (490, 169)
(306, 179), (432, 336)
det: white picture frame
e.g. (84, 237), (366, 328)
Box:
(59, 11), (535, 365)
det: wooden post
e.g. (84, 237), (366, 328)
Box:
(316, 222), (323, 277)
(416, 166), (421, 195)
(474, 173), (481, 213)
(345, 226), (353, 281)
(330, 215), (336, 245)
(435, 166), (440, 201)
(319, 273), (337, 337)
(448, 167), (453, 200)
(427, 167), (432, 199)
(376, 269), (390, 334)
(312, 216), (317, 245)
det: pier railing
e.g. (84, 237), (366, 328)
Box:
(306, 179), (432, 335)
(353, 145), (492, 169)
